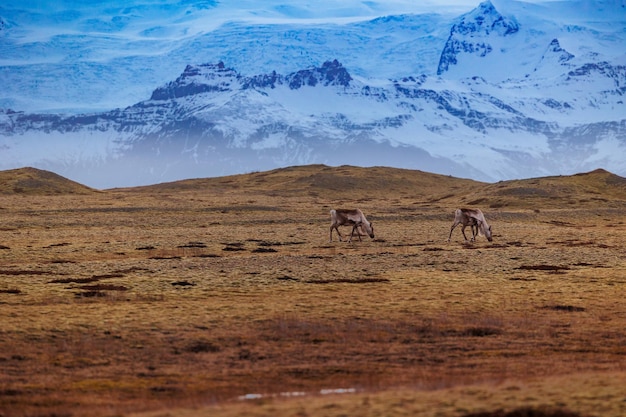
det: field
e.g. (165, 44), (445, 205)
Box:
(0, 165), (625, 417)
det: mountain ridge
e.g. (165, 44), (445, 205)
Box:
(1, 55), (624, 188)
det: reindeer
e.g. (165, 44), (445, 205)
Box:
(329, 209), (374, 242)
(448, 208), (492, 242)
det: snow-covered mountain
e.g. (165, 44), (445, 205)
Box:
(0, 0), (460, 113)
(0, 0), (625, 188)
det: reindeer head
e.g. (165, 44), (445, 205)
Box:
(476, 220), (492, 242)
(360, 221), (374, 239)
(484, 223), (493, 242)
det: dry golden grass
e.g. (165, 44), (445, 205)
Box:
(0, 165), (625, 417)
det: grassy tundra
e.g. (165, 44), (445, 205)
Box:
(0, 165), (625, 417)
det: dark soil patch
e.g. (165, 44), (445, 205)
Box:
(460, 327), (503, 337)
(223, 246), (246, 252)
(252, 247), (278, 253)
(542, 305), (585, 312)
(178, 242), (207, 248)
(222, 242), (244, 247)
(184, 340), (221, 353)
(307, 278), (390, 284)
(76, 291), (106, 298)
(516, 265), (570, 272)
(45, 242), (71, 248)
(248, 239), (305, 246)
(549, 240), (595, 247)
(171, 281), (196, 287)
(277, 275), (299, 281)
(544, 220), (577, 227)
(463, 407), (585, 417)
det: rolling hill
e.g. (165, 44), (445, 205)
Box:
(0, 167), (96, 195)
(127, 164), (484, 200)
(478, 168), (626, 210)
(2, 165), (625, 212)
(113, 165), (626, 211)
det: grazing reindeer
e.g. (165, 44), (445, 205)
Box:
(448, 208), (492, 242)
(329, 209), (375, 242)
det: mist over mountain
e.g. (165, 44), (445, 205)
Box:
(0, 0), (625, 188)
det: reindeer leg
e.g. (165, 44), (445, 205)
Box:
(348, 223), (360, 243)
(448, 221), (459, 242)
(331, 225), (343, 242)
(470, 219), (481, 242)
(461, 224), (470, 242)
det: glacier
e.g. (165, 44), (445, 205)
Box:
(0, 0), (625, 188)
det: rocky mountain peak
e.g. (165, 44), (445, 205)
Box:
(150, 62), (241, 101)
(461, 1), (519, 36)
(547, 39), (575, 63)
(150, 60), (354, 98)
(530, 38), (576, 77)
(286, 59), (353, 89)
(437, 1), (519, 75)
